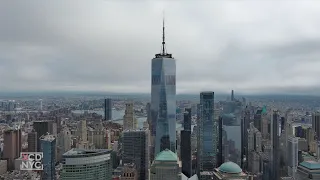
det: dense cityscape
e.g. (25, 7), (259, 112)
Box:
(0, 22), (320, 180)
(2, 1), (320, 180)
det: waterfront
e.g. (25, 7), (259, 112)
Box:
(72, 110), (190, 131)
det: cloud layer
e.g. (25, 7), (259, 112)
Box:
(1, 1), (320, 94)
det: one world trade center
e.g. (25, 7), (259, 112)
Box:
(150, 18), (176, 158)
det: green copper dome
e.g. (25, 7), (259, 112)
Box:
(219, 161), (242, 174)
(262, 106), (267, 114)
(155, 149), (177, 161)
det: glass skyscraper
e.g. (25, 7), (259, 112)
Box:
(197, 92), (217, 174)
(40, 134), (56, 180)
(151, 20), (176, 157)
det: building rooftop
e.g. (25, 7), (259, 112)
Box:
(299, 161), (320, 170)
(63, 148), (111, 158)
(219, 161), (242, 174)
(155, 149), (177, 161)
(40, 134), (55, 142)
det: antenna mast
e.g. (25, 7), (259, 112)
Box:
(161, 13), (166, 55)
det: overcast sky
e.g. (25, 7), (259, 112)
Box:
(1, 1), (320, 95)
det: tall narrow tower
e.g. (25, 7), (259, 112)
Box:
(123, 102), (137, 130)
(231, 90), (234, 101)
(151, 17), (176, 159)
(197, 91), (216, 176)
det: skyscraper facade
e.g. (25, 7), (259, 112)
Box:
(287, 136), (298, 177)
(104, 98), (112, 121)
(61, 149), (112, 180)
(34, 120), (56, 152)
(181, 108), (192, 178)
(197, 91), (217, 174)
(271, 111), (280, 180)
(122, 129), (150, 180)
(28, 129), (37, 152)
(123, 102), (137, 130)
(151, 20), (176, 156)
(40, 134), (56, 180)
(312, 111), (320, 140)
(3, 129), (21, 170)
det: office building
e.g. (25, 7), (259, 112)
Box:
(122, 129), (149, 180)
(57, 126), (72, 160)
(312, 112), (320, 140)
(254, 109), (262, 132)
(241, 107), (250, 170)
(231, 90), (234, 101)
(105, 98), (112, 120)
(61, 149), (112, 180)
(150, 149), (179, 180)
(151, 19), (176, 157)
(123, 102), (137, 130)
(40, 134), (56, 180)
(3, 129), (21, 170)
(271, 111), (280, 180)
(287, 136), (298, 178)
(218, 116), (223, 166)
(212, 161), (248, 180)
(181, 108), (192, 178)
(33, 120), (56, 152)
(28, 129), (37, 152)
(121, 163), (138, 180)
(197, 91), (217, 176)
(297, 161), (320, 179)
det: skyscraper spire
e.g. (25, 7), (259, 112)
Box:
(162, 13), (166, 55)
(155, 12), (173, 59)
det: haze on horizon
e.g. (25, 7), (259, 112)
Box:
(1, 1), (320, 95)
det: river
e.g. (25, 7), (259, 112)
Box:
(72, 110), (191, 131)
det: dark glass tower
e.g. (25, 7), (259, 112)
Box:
(181, 108), (192, 177)
(40, 134), (56, 180)
(271, 111), (280, 180)
(104, 98), (112, 120)
(151, 19), (176, 157)
(218, 116), (223, 166)
(197, 92), (216, 175)
(241, 107), (250, 170)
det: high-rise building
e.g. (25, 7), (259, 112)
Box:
(151, 19), (176, 156)
(105, 98), (112, 121)
(77, 120), (90, 149)
(122, 129), (150, 180)
(150, 149), (180, 180)
(231, 90), (234, 101)
(3, 129), (21, 170)
(61, 149), (112, 180)
(312, 111), (320, 140)
(123, 102), (137, 130)
(197, 91), (217, 175)
(271, 111), (280, 180)
(181, 108), (192, 178)
(183, 108), (192, 131)
(218, 116), (223, 167)
(57, 126), (72, 155)
(28, 129), (37, 152)
(40, 134), (56, 180)
(33, 120), (56, 152)
(241, 107), (250, 170)
(287, 136), (298, 177)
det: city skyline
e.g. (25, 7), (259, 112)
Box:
(1, 1), (320, 95)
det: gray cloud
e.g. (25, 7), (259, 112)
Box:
(1, 0), (320, 94)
